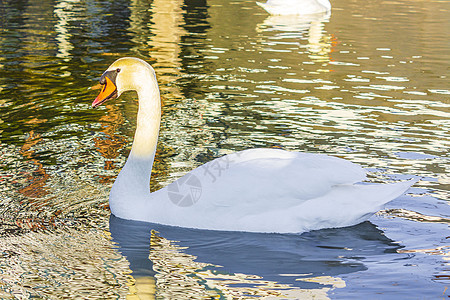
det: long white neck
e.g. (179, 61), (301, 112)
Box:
(109, 70), (161, 215)
(130, 77), (161, 166)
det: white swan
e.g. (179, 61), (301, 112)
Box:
(256, 0), (331, 15)
(92, 57), (415, 233)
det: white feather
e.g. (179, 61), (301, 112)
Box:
(257, 0), (331, 15)
(96, 58), (416, 233)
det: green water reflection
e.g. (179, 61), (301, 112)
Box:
(0, 0), (448, 298)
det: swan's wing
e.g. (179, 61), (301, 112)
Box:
(235, 180), (415, 233)
(187, 148), (366, 212)
(152, 148), (412, 232)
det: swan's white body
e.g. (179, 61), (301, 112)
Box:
(257, 0), (331, 15)
(94, 57), (415, 233)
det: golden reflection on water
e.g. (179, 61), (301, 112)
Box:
(0, 229), (130, 298)
(54, 1), (75, 61)
(18, 131), (49, 199)
(94, 104), (127, 183)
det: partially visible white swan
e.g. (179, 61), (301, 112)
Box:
(92, 57), (415, 233)
(257, 0), (331, 15)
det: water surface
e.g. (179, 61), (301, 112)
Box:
(0, 0), (449, 298)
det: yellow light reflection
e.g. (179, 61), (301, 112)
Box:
(54, 0), (77, 60)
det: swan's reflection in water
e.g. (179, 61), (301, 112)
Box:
(257, 11), (332, 63)
(109, 215), (402, 298)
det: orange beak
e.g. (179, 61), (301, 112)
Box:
(92, 76), (117, 108)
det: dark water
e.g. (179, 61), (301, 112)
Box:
(0, 0), (448, 298)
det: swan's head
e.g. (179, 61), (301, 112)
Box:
(92, 57), (155, 108)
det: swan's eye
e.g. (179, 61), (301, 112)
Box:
(116, 68), (121, 73)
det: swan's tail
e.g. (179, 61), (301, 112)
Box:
(340, 179), (417, 225)
(359, 178), (417, 206)
(298, 179), (417, 232)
